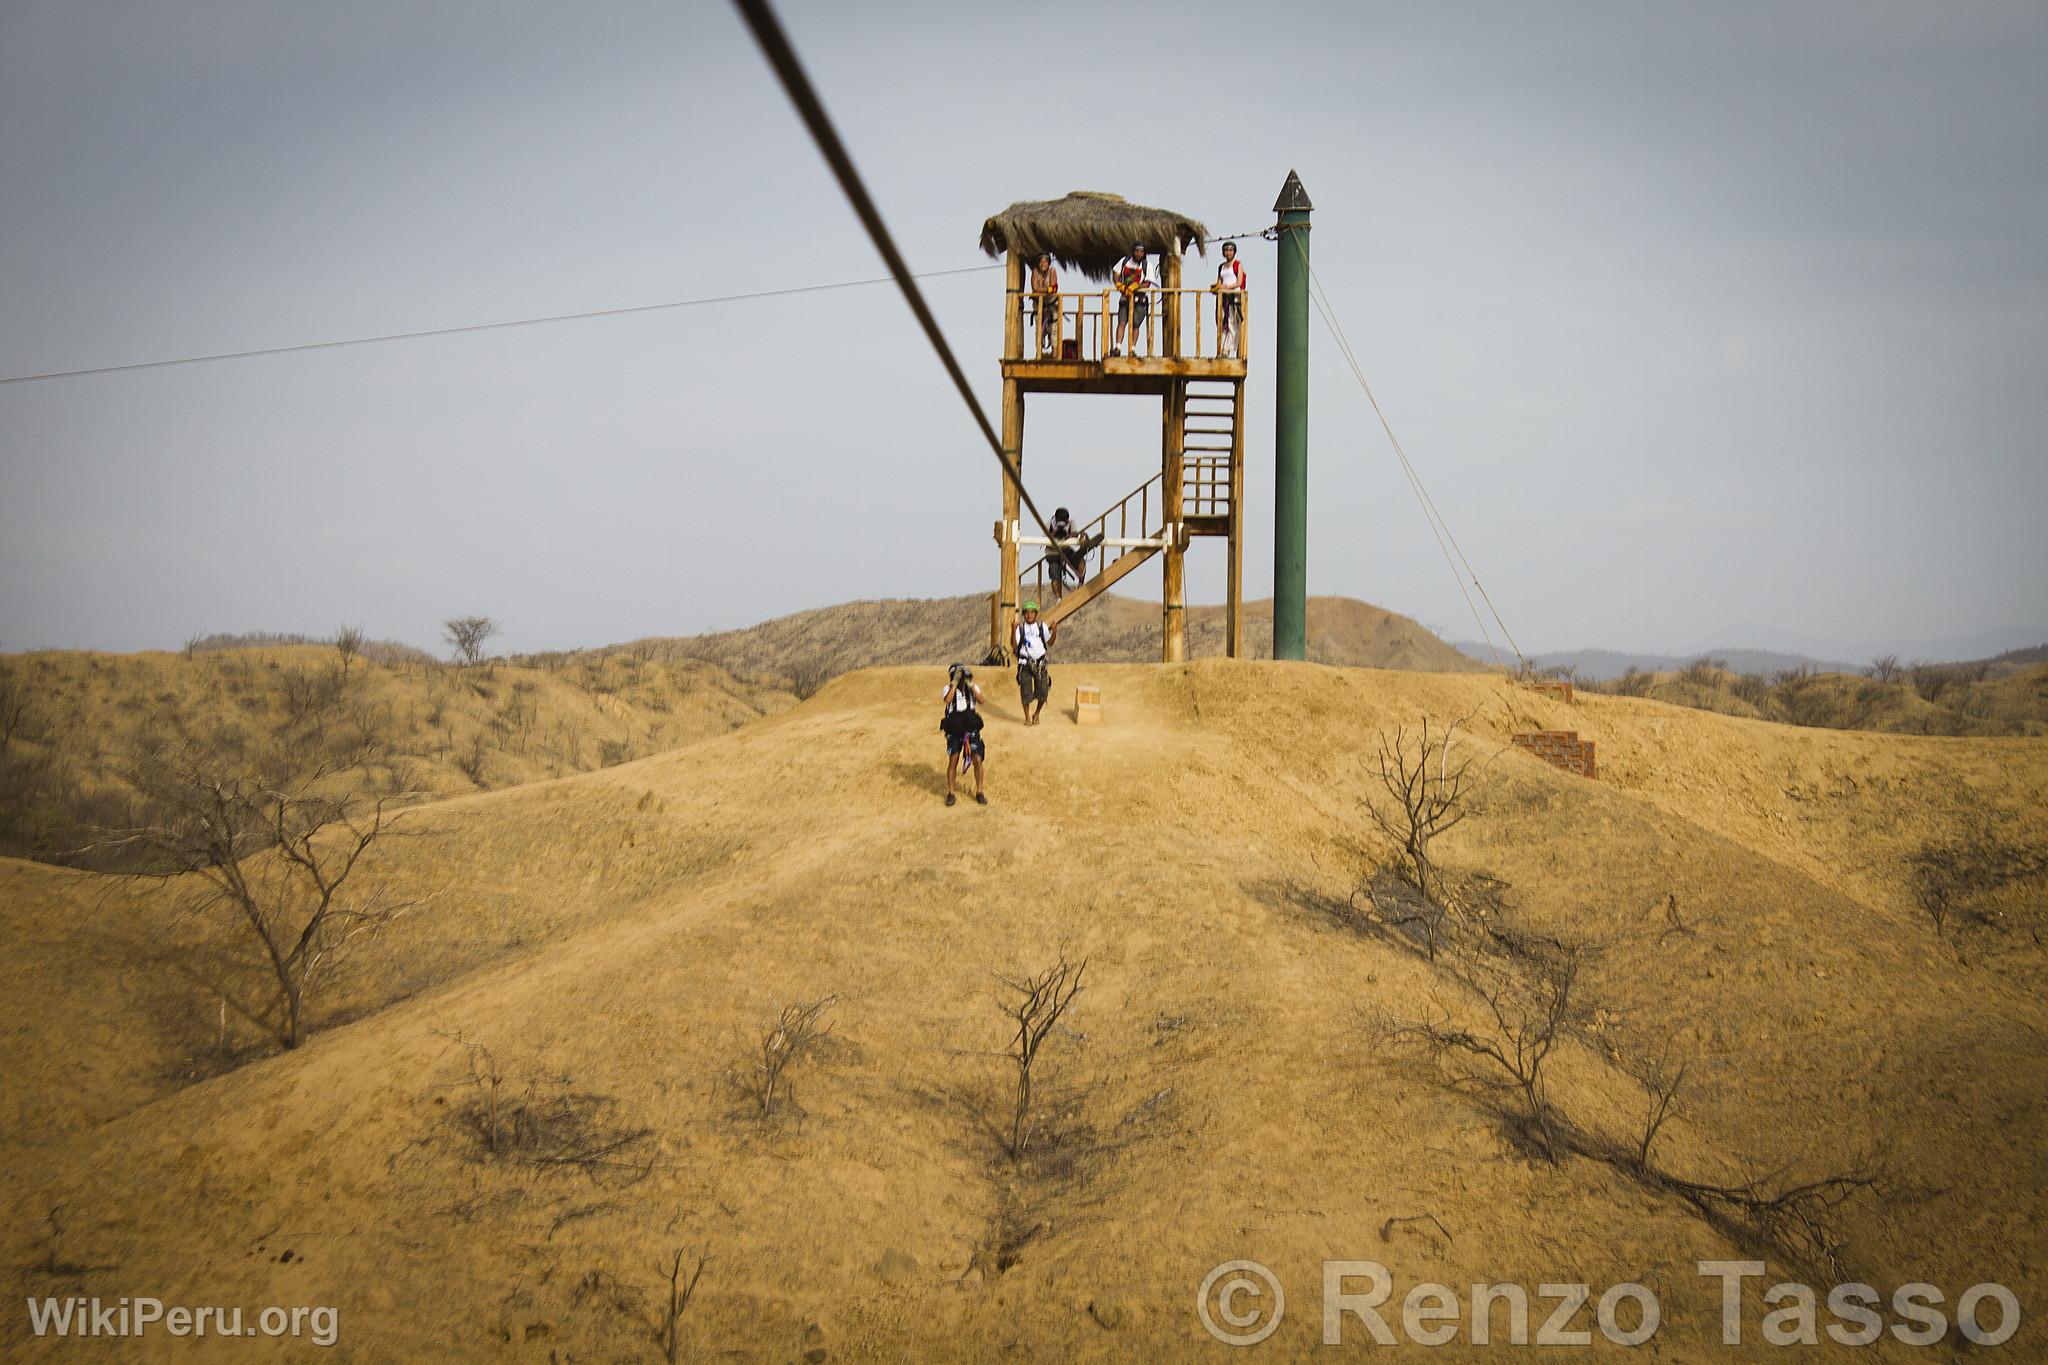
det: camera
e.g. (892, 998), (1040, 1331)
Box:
(949, 663), (973, 684)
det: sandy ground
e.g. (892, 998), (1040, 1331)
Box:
(1, 660), (2044, 1360)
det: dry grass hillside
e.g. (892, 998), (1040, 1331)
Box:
(0, 646), (794, 868)
(2, 662), (2044, 1359)
(627, 593), (1484, 691)
(1591, 657), (2048, 737)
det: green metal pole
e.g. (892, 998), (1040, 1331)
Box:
(1272, 170), (1312, 661)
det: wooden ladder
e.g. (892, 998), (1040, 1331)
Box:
(1181, 378), (1238, 536)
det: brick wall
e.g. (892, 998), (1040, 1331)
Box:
(1512, 730), (1597, 779)
(1521, 679), (1575, 704)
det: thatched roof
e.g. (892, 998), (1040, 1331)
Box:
(979, 191), (1208, 282)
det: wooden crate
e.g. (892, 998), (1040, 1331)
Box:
(1074, 683), (1102, 725)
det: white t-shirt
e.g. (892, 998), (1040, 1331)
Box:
(1217, 258), (1246, 290)
(1016, 620), (1050, 662)
(943, 683), (979, 712)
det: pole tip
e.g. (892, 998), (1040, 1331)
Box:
(1273, 169), (1314, 213)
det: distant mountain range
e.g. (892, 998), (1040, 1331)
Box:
(1453, 640), (2048, 682)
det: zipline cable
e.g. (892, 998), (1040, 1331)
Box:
(729, 0), (1052, 540)
(1283, 229), (1527, 672)
(0, 265), (1000, 387)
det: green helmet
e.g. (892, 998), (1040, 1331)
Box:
(1022, 600), (1039, 613)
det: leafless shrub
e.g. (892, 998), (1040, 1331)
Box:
(1864, 654), (1902, 684)
(1364, 716), (1483, 915)
(278, 667), (344, 730)
(747, 994), (837, 1120)
(995, 954), (1087, 1160)
(1380, 951), (1579, 1160)
(1908, 824), (2048, 941)
(1607, 666), (1653, 699)
(444, 616), (500, 668)
(654, 1249), (709, 1364)
(0, 663), (30, 750)
(454, 733), (489, 787)
(98, 743), (419, 1049)
(438, 1032), (654, 1183)
(333, 625), (365, 679)
(785, 657), (834, 701)
(1620, 1035), (1691, 1170)
(1679, 656), (1727, 688)
(1659, 1161), (1890, 1280)
(1729, 671), (1771, 707)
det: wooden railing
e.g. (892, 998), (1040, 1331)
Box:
(1183, 455), (1233, 516)
(1014, 287), (1250, 364)
(1021, 471), (1164, 602)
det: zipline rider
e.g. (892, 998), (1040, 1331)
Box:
(1014, 601), (1057, 727)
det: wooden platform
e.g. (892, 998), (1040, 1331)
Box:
(1002, 356), (1247, 394)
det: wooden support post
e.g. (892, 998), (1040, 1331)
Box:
(1162, 249), (1182, 360)
(993, 253), (1025, 662)
(1227, 376), (1245, 659)
(1162, 381), (1186, 663)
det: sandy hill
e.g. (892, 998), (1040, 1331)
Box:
(0, 645), (795, 868)
(622, 593), (1485, 688)
(2, 664), (2045, 1359)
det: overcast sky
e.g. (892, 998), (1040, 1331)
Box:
(2, 0), (2043, 661)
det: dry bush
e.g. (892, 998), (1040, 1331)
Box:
(1379, 950), (1580, 1160)
(444, 616), (500, 668)
(746, 994), (837, 1120)
(1679, 656), (1727, 688)
(102, 742), (418, 1048)
(1606, 667), (1653, 699)
(1620, 1033), (1691, 1170)
(1363, 716), (1484, 936)
(439, 1030), (654, 1183)
(785, 657), (835, 701)
(1908, 824), (2048, 942)
(1864, 654), (1903, 684)
(995, 954), (1086, 1160)
(1729, 671), (1771, 707)
(654, 1249), (709, 1364)
(333, 625), (365, 679)
(0, 662), (31, 749)
(1374, 935), (1892, 1275)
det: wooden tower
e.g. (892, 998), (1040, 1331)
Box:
(979, 192), (1250, 663)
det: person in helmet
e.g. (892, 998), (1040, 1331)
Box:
(1013, 601), (1057, 726)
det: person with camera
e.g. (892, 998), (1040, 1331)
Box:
(941, 663), (988, 806)
(1013, 601), (1057, 726)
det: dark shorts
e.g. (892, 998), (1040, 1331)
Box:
(1017, 659), (1050, 705)
(947, 730), (985, 759)
(1117, 292), (1150, 325)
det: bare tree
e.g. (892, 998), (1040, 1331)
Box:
(655, 1249), (709, 1365)
(748, 994), (836, 1119)
(333, 624), (366, 679)
(1864, 654), (1902, 684)
(1621, 1035), (1691, 1170)
(995, 954), (1086, 1160)
(443, 616), (500, 668)
(105, 743), (417, 1049)
(1365, 716), (1482, 909)
(1380, 953), (1579, 1161)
